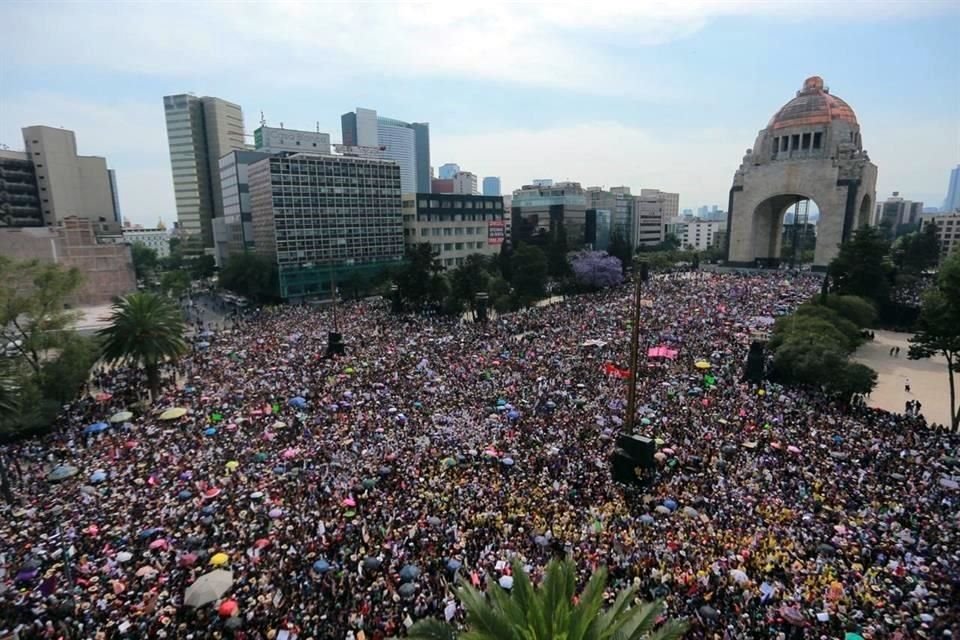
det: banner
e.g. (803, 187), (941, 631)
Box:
(487, 220), (505, 245)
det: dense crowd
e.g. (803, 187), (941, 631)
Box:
(1, 272), (958, 639)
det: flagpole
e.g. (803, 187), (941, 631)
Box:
(625, 262), (648, 432)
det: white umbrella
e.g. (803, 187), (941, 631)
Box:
(498, 575), (514, 589)
(184, 569), (234, 608)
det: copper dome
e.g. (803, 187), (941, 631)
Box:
(767, 76), (858, 131)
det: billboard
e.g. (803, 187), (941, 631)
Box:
(487, 220), (505, 245)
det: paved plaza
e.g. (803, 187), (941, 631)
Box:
(853, 329), (954, 427)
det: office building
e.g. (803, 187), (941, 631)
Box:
(482, 176), (502, 196)
(586, 186), (633, 247)
(341, 108), (430, 193)
(431, 178), (454, 193)
(697, 206), (709, 218)
(254, 125), (330, 154)
(212, 150), (272, 264)
(532, 179), (554, 188)
(919, 213), (960, 263)
(943, 165), (960, 213)
(876, 191), (923, 236)
(438, 163), (460, 180)
(682, 208), (694, 218)
(163, 94), (246, 252)
(108, 169), (122, 223)
(633, 189), (677, 247)
(17, 126), (118, 227)
(512, 181), (587, 247)
(123, 226), (171, 258)
(584, 209), (612, 251)
(453, 171), (478, 195)
(402, 193), (505, 269)
(0, 217), (135, 305)
(0, 149), (43, 227)
(680, 220), (726, 251)
(248, 153), (405, 300)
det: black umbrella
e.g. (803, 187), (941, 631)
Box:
(363, 557), (382, 570)
(398, 583), (417, 599)
(698, 605), (719, 620)
(818, 543), (835, 556)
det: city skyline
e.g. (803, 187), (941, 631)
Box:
(1, 2), (958, 227)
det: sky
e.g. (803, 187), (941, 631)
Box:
(1, 1), (958, 227)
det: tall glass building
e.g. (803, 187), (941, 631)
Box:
(944, 165), (960, 213)
(341, 109), (430, 194)
(248, 153), (405, 300)
(482, 176), (501, 196)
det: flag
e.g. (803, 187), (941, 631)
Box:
(602, 363), (630, 379)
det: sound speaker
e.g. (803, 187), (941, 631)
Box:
(616, 434), (655, 467)
(326, 331), (345, 358)
(744, 340), (765, 382)
(611, 449), (645, 485)
(638, 261), (650, 282)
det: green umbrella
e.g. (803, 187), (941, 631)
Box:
(441, 457), (457, 468)
(362, 478), (377, 489)
(211, 413), (223, 423)
(254, 452), (268, 463)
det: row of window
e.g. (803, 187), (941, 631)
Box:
(772, 131), (823, 156)
(418, 199), (499, 210)
(414, 226), (486, 237)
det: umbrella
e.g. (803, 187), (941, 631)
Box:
(399, 565), (420, 581)
(159, 407), (188, 420)
(639, 514), (655, 525)
(218, 599), (239, 617)
(398, 583), (417, 598)
(148, 539), (168, 550)
(427, 516), (442, 526)
(282, 448), (298, 460)
(268, 508), (283, 519)
(655, 505), (670, 515)
(446, 559), (462, 572)
(312, 559), (331, 573)
(534, 535), (549, 546)
(730, 569), (748, 583)
(698, 605), (719, 620)
(15, 568), (39, 582)
(787, 445), (801, 454)
(288, 397), (307, 409)
(498, 575), (514, 589)
(203, 487), (221, 499)
(694, 361), (711, 370)
(249, 491), (264, 499)
(209, 552), (230, 567)
(139, 527), (163, 539)
(663, 499), (678, 511)
(362, 477), (378, 489)
(197, 341), (210, 349)
(179, 553), (198, 567)
(116, 551), (133, 563)
(90, 470), (108, 484)
(272, 421), (287, 429)
(225, 460), (239, 471)
(136, 565), (159, 577)
(203, 427), (217, 436)
(682, 506), (698, 517)
(507, 410), (520, 420)
(47, 464), (79, 482)
(501, 457), (515, 467)
(83, 422), (109, 435)
(441, 457), (457, 468)
(95, 392), (112, 402)
(342, 497), (356, 507)
(225, 617), (243, 630)
(110, 411), (133, 423)
(363, 557), (382, 570)
(940, 477), (959, 489)
(183, 569), (234, 607)
(178, 490), (193, 501)
(779, 605), (805, 625)
(545, 400), (557, 409)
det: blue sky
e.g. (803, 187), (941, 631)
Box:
(1, 1), (958, 226)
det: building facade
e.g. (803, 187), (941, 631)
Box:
(163, 94), (246, 251)
(254, 125), (330, 154)
(213, 150), (272, 264)
(0, 217), (135, 305)
(341, 109), (430, 194)
(431, 178), (454, 193)
(633, 189), (671, 247)
(511, 181), (588, 247)
(248, 153), (405, 300)
(0, 150), (42, 227)
(438, 164), (460, 180)
(20, 126), (117, 227)
(452, 171), (478, 195)
(680, 220), (725, 251)
(402, 193), (505, 269)
(876, 191), (923, 237)
(123, 227), (171, 258)
(482, 176), (502, 196)
(920, 213), (960, 263)
(586, 186), (633, 247)
(941, 165), (960, 213)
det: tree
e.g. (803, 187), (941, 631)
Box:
(187, 254), (217, 280)
(407, 558), (687, 640)
(0, 357), (19, 503)
(98, 292), (188, 399)
(608, 232), (632, 275)
(39, 335), (99, 405)
(909, 252), (960, 431)
(0, 258), (83, 375)
(546, 224), (572, 279)
(130, 243), (159, 281)
(821, 294), (877, 328)
(450, 254), (493, 316)
(834, 362), (878, 398)
(220, 252), (278, 302)
(571, 251), (623, 291)
(510, 243), (548, 306)
(397, 243), (443, 309)
(160, 270), (191, 298)
(828, 226), (892, 305)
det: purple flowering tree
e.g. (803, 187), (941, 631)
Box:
(571, 251), (623, 290)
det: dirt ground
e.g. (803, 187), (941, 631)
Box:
(853, 329), (954, 427)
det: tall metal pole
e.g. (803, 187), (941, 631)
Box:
(328, 262), (339, 332)
(625, 263), (646, 432)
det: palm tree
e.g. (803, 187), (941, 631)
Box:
(407, 558), (688, 640)
(97, 292), (187, 399)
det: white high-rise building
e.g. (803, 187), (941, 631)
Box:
(453, 171), (478, 195)
(342, 108), (429, 193)
(377, 119), (417, 193)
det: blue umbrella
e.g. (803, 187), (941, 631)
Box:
(84, 422), (109, 435)
(533, 535), (548, 546)
(507, 410), (520, 421)
(288, 397), (307, 409)
(446, 559), (462, 572)
(203, 427), (217, 436)
(201, 505), (216, 515)
(312, 559), (331, 573)
(496, 399), (506, 407)
(138, 527), (163, 539)
(501, 457), (515, 466)
(89, 470), (108, 484)
(177, 490), (192, 501)
(545, 400), (557, 410)
(663, 499), (678, 512)
(399, 565), (420, 581)
(396, 413), (407, 422)
(272, 465), (286, 475)
(639, 514), (655, 524)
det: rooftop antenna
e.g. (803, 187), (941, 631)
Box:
(316, 121), (320, 133)
(260, 111), (266, 127)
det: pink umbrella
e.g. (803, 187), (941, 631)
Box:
(225, 423), (238, 432)
(136, 565), (158, 577)
(483, 449), (499, 458)
(282, 448), (298, 460)
(342, 497), (356, 507)
(262, 432), (276, 441)
(84, 524), (100, 536)
(787, 445), (801, 454)
(268, 508), (283, 519)
(254, 538), (271, 549)
(662, 447), (675, 456)
(770, 442), (782, 450)
(148, 539), (168, 550)
(204, 487), (221, 499)
(178, 553), (198, 567)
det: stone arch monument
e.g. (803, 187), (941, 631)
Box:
(726, 76), (877, 270)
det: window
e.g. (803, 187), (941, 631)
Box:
(801, 133), (811, 150)
(429, 200), (439, 208)
(791, 134), (800, 151)
(813, 132), (822, 149)
(444, 243), (453, 250)
(781, 137), (788, 152)
(418, 199), (427, 208)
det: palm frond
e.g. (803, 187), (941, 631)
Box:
(406, 618), (458, 640)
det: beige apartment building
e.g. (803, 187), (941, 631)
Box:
(402, 193), (506, 269)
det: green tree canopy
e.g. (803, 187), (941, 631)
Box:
(828, 226), (892, 305)
(97, 292), (188, 399)
(220, 252), (279, 302)
(892, 222), (939, 274)
(160, 270), (191, 298)
(821, 294), (877, 328)
(396, 243), (444, 309)
(608, 231), (632, 274)
(546, 224), (572, 279)
(450, 254), (494, 313)
(510, 243), (548, 306)
(130, 243), (159, 281)
(407, 558), (687, 640)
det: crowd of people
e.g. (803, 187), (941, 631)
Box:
(1, 271), (958, 639)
